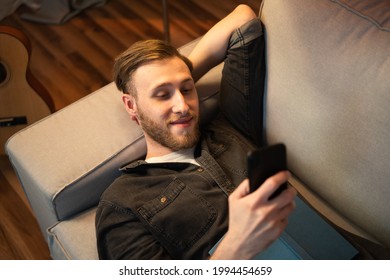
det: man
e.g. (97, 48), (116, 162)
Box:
(95, 5), (296, 259)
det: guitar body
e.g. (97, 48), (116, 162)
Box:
(0, 25), (54, 154)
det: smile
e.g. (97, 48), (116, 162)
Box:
(170, 116), (193, 126)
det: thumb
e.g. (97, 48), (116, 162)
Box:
(230, 179), (250, 199)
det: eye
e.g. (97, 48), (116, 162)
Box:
(181, 85), (194, 95)
(154, 90), (171, 99)
(181, 88), (191, 95)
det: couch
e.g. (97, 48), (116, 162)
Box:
(5, 0), (390, 259)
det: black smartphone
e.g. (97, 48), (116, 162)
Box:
(247, 143), (288, 199)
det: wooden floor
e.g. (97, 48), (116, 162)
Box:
(0, 156), (51, 259)
(1, 0), (261, 111)
(0, 0), (260, 259)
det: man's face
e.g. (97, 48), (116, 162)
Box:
(130, 57), (200, 153)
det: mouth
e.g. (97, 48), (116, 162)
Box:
(170, 116), (193, 127)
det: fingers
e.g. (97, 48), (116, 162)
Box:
(232, 171), (296, 203)
(244, 170), (297, 222)
(224, 173), (297, 259)
(230, 178), (250, 199)
(277, 196), (296, 220)
(252, 170), (292, 201)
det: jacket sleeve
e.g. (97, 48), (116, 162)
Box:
(219, 18), (266, 147)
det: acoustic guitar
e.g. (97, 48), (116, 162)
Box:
(0, 25), (55, 155)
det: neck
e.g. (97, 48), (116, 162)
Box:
(144, 135), (175, 159)
(145, 147), (174, 160)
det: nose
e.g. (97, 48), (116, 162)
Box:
(172, 90), (189, 114)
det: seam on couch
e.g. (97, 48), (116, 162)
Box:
(199, 90), (219, 102)
(331, 0), (390, 31)
(47, 224), (72, 260)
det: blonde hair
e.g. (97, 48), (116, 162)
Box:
(113, 39), (193, 97)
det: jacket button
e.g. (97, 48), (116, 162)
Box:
(197, 167), (204, 172)
(160, 196), (167, 203)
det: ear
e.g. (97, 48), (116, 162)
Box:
(122, 94), (139, 124)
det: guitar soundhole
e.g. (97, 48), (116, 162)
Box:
(0, 61), (9, 86)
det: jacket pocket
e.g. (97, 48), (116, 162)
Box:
(138, 178), (217, 250)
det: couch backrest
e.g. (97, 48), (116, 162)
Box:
(260, 0), (390, 247)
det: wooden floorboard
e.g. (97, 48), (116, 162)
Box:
(0, 0), (260, 259)
(0, 170), (50, 259)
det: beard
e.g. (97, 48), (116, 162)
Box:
(137, 108), (200, 151)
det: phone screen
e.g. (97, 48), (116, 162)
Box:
(247, 143), (287, 199)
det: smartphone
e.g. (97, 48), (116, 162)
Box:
(247, 143), (288, 199)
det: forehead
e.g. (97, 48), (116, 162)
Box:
(132, 57), (193, 93)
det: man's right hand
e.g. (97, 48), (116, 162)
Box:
(210, 171), (297, 259)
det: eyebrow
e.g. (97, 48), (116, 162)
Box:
(152, 78), (194, 91)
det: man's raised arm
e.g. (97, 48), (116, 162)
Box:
(188, 5), (257, 82)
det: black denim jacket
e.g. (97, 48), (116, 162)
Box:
(96, 117), (257, 259)
(96, 18), (265, 259)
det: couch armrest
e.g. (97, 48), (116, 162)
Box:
(6, 82), (145, 235)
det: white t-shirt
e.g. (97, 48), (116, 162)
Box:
(145, 147), (200, 166)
